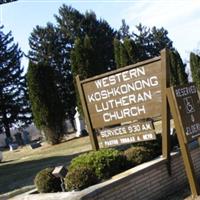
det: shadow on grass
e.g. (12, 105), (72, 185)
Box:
(0, 160), (14, 164)
(0, 151), (86, 195)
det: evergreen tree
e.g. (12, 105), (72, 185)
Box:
(0, 0), (17, 5)
(190, 52), (200, 90)
(133, 23), (174, 60)
(28, 23), (76, 130)
(150, 26), (174, 56)
(114, 22), (188, 85)
(120, 42), (129, 68)
(118, 19), (130, 39)
(169, 50), (188, 86)
(55, 5), (116, 74)
(29, 6), (116, 127)
(115, 23), (174, 67)
(27, 62), (65, 144)
(55, 5), (84, 44)
(113, 38), (121, 68)
(0, 27), (31, 139)
(70, 35), (95, 113)
(123, 37), (138, 64)
(114, 37), (138, 68)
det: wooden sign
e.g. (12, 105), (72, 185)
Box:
(82, 59), (162, 128)
(168, 83), (200, 143)
(99, 121), (156, 147)
(76, 49), (170, 155)
(167, 83), (200, 197)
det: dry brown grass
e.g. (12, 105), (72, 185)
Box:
(0, 134), (92, 195)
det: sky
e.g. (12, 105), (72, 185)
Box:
(1, 0), (200, 73)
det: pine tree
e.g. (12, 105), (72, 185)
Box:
(27, 62), (65, 144)
(190, 52), (200, 90)
(0, 27), (31, 139)
(123, 37), (138, 64)
(55, 5), (116, 74)
(28, 23), (76, 131)
(114, 22), (188, 85)
(114, 38), (121, 68)
(114, 37), (139, 68)
(118, 19), (130, 39)
(0, 0), (17, 5)
(120, 42), (129, 68)
(169, 50), (188, 86)
(70, 35), (95, 114)
(55, 5), (116, 115)
(150, 26), (174, 56)
(133, 24), (174, 60)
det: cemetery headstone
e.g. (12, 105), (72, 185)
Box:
(29, 142), (41, 149)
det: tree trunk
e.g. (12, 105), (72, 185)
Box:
(5, 124), (11, 138)
(3, 113), (11, 138)
(70, 118), (76, 131)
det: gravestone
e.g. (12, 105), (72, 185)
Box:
(29, 142), (41, 149)
(9, 143), (18, 151)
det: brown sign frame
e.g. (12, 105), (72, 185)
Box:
(167, 83), (200, 197)
(76, 49), (170, 158)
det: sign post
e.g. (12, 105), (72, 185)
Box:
(161, 49), (171, 160)
(167, 83), (200, 197)
(76, 75), (99, 150)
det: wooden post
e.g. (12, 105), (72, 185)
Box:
(161, 49), (171, 160)
(76, 75), (99, 151)
(167, 87), (200, 198)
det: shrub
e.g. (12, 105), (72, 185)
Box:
(131, 134), (162, 158)
(68, 148), (131, 180)
(65, 166), (98, 191)
(124, 146), (153, 165)
(34, 167), (62, 193)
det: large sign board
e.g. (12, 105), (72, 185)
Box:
(99, 121), (156, 147)
(76, 50), (170, 152)
(82, 59), (162, 128)
(168, 83), (200, 143)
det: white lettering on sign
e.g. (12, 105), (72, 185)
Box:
(186, 123), (200, 138)
(102, 133), (156, 147)
(104, 140), (119, 146)
(142, 133), (154, 140)
(95, 67), (146, 88)
(83, 62), (162, 127)
(175, 85), (197, 97)
(100, 127), (127, 138)
(120, 137), (136, 143)
(103, 105), (146, 122)
(100, 122), (153, 138)
(89, 76), (158, 102)
(95, 91), (152, 112)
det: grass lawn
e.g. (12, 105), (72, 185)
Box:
(0, 134), (92, 195)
